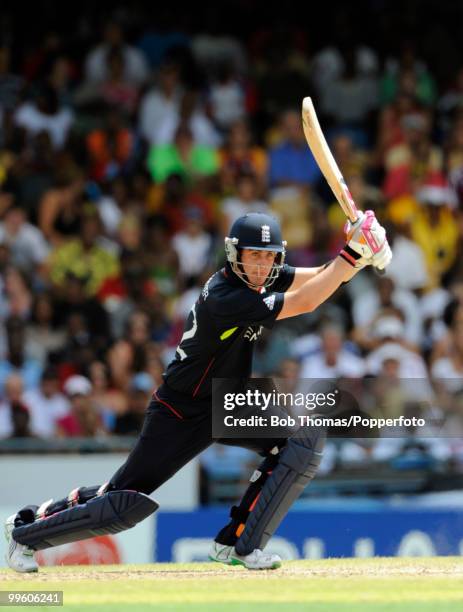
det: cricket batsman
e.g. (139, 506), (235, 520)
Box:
(5, 211), (391, 572)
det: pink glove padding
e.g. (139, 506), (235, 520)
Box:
(345, 210), (386, 259)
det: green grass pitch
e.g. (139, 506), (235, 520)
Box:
(1, 558), (463, 611)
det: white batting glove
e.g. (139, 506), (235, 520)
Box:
(345, 210), (386, 257)
(369, 239), (392, 270)
(340, 210), (391, 270)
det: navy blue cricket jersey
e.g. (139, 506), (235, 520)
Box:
(162, 263), (296, 400)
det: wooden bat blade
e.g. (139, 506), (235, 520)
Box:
(302, 96), (386, 275)
(301, 96), (359, 224)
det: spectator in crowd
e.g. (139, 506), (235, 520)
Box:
(444, 114), (463, 207)
(143, 348), (165, 388)
(106, 339), (134, 391)
(25, 292), (66, 365)
(86, 109), (135, 182)
(48, 55), (74, 108)
(38, 170), (85, 247)
(431, 310), (463, 393)
(299, 323), (365, 378)
(47, 208), (120, 296)
(154, 90), (221, 147)
(0, 45), (24, 112)
(22, 366), (70, 438)
(145, 292), (172, 343)
(207, 61), (246, 132)
(56, 375), (106, 438)
(380, 42), (437, 107)
(171, 207), (213, 286)
(14, 84), (74, 150)
(411, 180), (459, 289)
(113, 372), (154, 435)
(439, 66), (463, 123)
(0, 373), (32, 438)
(57, 312), (98, 377)
(375, 91), (419, 166)
(76, 48), (140, 117)
(253, 29), (311, 124)
(88, 360), (128, 424)
(321, 47), (379, 144)
(383, 224), (429, 292)
(54, 273), (111, 355)
(220, 171), (269, 235)
(269, 109), (321, 187)
(95, 174), (152, 234)
(139, 61), (183, 145)
(383, 111), (443, 199)
(98, 250), (154, 338)
(144, 215), (179, 296)
(98, 48), (140, 116)
(218, 119), (268, 195)
(0, 316), (42, 392)
(8, 399), (33, 438)
(127, 308), (151, 352)
(155, 174), (215, 235)
(94, 182), (124, 238)
(311, 42), (379, 103)
(136, 27), (191, 70)
(352, 275), (423, 348)
(84, 21), (149, 85)
(0, 206), (49, 272)
(366, 315), (429, 378)
(192, 30), (247, 77)
(0, 266), (33, 321)
(147, 123), (219, 184)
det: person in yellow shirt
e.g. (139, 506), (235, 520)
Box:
(48, 209), (119, 296)
(410, 183), (458, 289)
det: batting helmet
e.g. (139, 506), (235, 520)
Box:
(224, 212), (287, 289)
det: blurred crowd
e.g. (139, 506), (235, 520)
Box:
(1, 14), (463, 493)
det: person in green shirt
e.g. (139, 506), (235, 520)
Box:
(147, 123), (219, 184)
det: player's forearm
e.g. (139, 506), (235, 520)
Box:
(290, 265), (325, 290)
(300, 257), (356, 310)
(278, 256), (358, 319)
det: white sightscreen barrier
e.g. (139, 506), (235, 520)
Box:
(0, 454), (198, 565)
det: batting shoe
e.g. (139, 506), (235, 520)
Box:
(4, 514), (38, 573)
(209, 541), (281, 570)
(209, 541), (233, 565)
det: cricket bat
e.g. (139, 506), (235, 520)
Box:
(301, 96), (385, 272)
(301, 96), (360, 223)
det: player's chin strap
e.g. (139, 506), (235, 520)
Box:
(233, 424), (326, 556)
(11, 484), (158, 551)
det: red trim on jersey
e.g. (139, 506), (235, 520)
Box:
(192, 357), (215, 397)
(153, 391), (184, 420)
